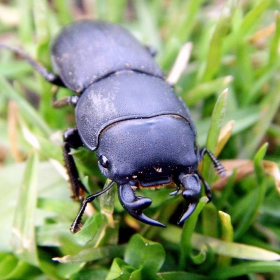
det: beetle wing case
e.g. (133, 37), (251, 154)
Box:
(51, 21), (163, 93)
(75, 71), (195, 151)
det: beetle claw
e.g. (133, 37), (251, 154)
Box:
(118, 182), (166, 228)
(178, 202), (197, 225)
(177, 173), (201, 225)
(126, 208), (166, 227)
(169, 184), (181, 196)
(178, 188), (199, 225)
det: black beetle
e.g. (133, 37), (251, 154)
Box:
(1, 20), (225, 232)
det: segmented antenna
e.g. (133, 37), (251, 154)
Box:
(200, 148), (226, 177)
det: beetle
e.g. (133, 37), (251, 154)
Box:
(1, 20), (225, 232)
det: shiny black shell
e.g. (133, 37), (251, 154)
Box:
(96, 115), (198, 185)
(51, 21), (163, 93)
(75, 71), (195, 151)
(52, 20), (199, 187)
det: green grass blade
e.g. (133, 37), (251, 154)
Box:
(53, 244), (125, 263)
(0, 75), (51, 136)
(134, 0), (161, 50)
(193, 234), (280, 261)
(210, 261), (280, 279)
(268, 11), (280, 66)
(11, 152), (39, 266)
(179, 197), (208, 269)
(184, 76), (233, 106)
(17, 0), (34, 46)
(234, 144), (268, 239)
(216, 211), (233, 267)
(200, 0), (238, 82)
(224, 0), (272, 53)
(239, 83), (280, 158)
(52, 0), (73, 25)
(202, 89), (227, 180)
(160, 0), (206, 70)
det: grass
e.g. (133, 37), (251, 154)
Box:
(0, 0), (280, 279)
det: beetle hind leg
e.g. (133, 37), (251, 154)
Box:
(118, 182), (166, 228)
(0, 43), (65, 87)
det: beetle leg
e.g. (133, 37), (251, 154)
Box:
(169, 177), (181, 196)
(70, 181), (115, 233)
(169, 187), (180, 196)
(177, 173), (201, 225)
(197, 172), (212, 202)
(144, 45), (157, 57)
(63, 127), (87, 201)
(118, 182), (166, 228)
(52, 95), (79, 108)
(0, 43), (65, 87)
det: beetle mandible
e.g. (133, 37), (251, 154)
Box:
(1, 21), (226, 232)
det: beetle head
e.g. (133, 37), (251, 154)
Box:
(96, 115), (198, 185)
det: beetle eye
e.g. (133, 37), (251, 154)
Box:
(99, 155), (109, 168)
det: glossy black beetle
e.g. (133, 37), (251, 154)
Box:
(1, 21), (225, 232)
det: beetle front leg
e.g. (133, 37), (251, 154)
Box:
(177, 173), (201, 225)
(169, 177), (181, 196)
(64, 127), (111, 233)
(118, 182), (166, 228)
(197, 172), (212, 202)
(70, 181), (115, 233)
(63, 127), (87, 201)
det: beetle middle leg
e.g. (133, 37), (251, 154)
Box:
(52, 95), (79, 108)
(118, 182), (166, 228)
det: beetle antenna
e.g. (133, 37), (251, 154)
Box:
(200, 148), (226, 177)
